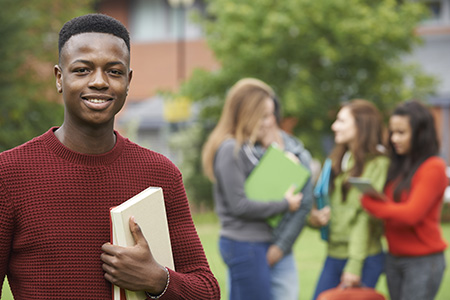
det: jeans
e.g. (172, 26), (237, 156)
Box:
(271, 253), (299, 300)
(312, 252), (385, 300)
(385, 252), (446, 300)
(219, 236), (272, 300)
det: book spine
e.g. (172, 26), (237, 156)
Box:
(111, 211), (127, 246)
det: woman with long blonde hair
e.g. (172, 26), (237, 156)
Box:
(202, 78), (302, 300)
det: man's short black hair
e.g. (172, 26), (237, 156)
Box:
(58, 13), (130, 57)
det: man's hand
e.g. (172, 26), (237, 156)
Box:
(101, 216), (167, 295)
(266, 244), (284, 267)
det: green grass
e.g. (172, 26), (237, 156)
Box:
(192, 212), (450, 300)
(2, 214), (450, 300)
(1, 278), (12, 300)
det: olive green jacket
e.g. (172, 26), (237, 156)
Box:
(327, 154), (389, 276)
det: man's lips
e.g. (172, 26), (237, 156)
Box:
(84, 98), (109, 103)
(82, 96), (114, 110)
(82, 95), (113, 102)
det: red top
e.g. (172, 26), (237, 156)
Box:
(0, 128), (220, 300)
(362, 156), (448, 256)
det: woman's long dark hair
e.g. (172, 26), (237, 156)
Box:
(387, 100), (439, 201)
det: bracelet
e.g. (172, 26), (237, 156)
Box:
(145, 267), (170, 299)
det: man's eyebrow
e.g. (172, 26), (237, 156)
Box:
(71, 59), (127, 67)
(106, 61), (127, 67)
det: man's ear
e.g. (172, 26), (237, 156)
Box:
(125, 69), (133, 96)
(128, 68), (133, 86)
(54, 65), (63, 93)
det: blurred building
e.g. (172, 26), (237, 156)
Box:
(95, 0), (217, 161)
(407, 0), (450, 163)
(96, 0), (218, 100)
(95, 0), (450, 163)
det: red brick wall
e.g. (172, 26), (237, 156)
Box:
(129, 40), (219, 100)
(96, 0), (129, 28)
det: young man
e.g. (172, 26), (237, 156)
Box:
(0, 14), (220, 299)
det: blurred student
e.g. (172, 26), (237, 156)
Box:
(309, 99), (389, 299)
(202, 78), (302, 300)
(0, 13), (220, 299)
(362, 100), (448, 300)
(252, 96), (314, 300)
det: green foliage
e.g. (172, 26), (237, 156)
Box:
(199, 0), (436, 116)
(170, 122), (214, 209)
(0, 99), (64, 152)
(184, 0), (436, 142)
(0, 0), (94, 151)
(176, 0), (438, 207)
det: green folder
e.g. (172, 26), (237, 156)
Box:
(245, 145), (311, 227)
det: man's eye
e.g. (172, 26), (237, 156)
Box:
(75, 68), (89, 73)
(109, 69), (123, 75)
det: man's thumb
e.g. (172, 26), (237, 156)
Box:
(129, 216), (146, 246)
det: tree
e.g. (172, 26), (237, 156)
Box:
(0, 0), (94, 151)
(175, 0), (437, 207)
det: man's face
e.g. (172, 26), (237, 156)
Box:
(55, 32), (132, 128)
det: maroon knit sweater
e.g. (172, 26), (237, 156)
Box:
(0, 128), (220, 300)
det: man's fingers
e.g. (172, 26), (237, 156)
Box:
(129, 216), (147, 247)
(101, 242), (119, 256)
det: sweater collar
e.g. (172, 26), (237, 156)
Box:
(41, 127), (126, 166)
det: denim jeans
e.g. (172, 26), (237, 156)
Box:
(271, 253), (299, 300)
(219, 236), (272, 300)
(312, 252), (385, 300)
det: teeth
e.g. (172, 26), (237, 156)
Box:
(86, 99), (107, 103)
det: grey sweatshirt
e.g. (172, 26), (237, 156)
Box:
(213, 138), (289, 242)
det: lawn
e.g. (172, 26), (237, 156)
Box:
(192, 212), (450, 300)
(2, 213), (450, 300)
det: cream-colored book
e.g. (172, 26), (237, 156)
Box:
(110, 187), (175, 300)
